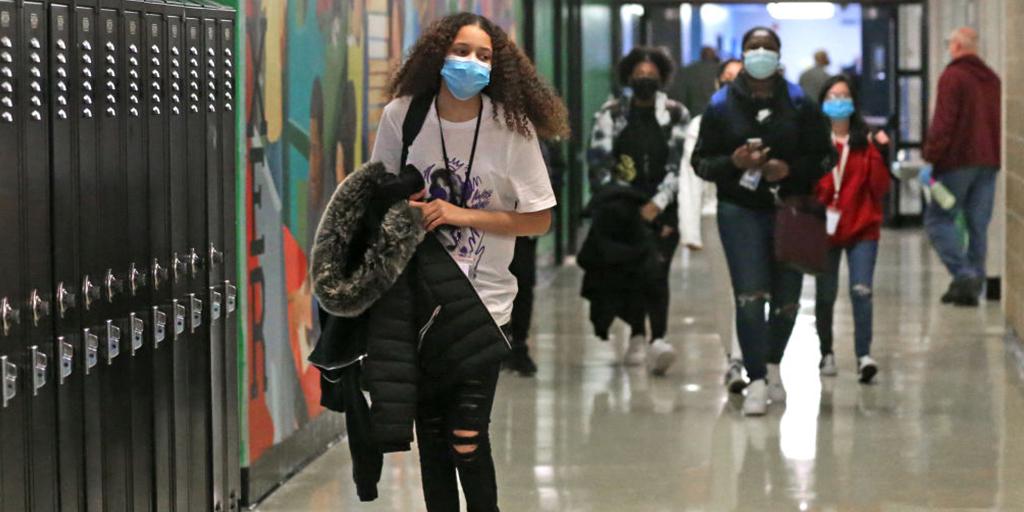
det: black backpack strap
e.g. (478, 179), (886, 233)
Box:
(401, 93), (435, 170)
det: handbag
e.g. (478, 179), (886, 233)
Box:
(774, 194), (829, 275)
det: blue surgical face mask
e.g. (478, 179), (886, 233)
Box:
(441, 55), (491, 101)
(822, 98), (855, 120)
(743, 48), (780, 80)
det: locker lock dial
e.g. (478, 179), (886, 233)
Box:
(29, 289), (51, 326)
(82, 276), (101, 310)
(57, 282), (76, 318)
(0, 298), (20, 337)
(128, 263), (147, 295)
(105, 269), (124, 302)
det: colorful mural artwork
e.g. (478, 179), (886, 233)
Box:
(241, 0), (519, 467)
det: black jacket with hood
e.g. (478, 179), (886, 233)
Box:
(692, 72), (836, 210)
(309, 161), (510, 501)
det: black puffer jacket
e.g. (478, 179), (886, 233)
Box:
(577, 184), (660, 339)
(309, 161), (510, 501)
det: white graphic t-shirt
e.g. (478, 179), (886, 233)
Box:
(370, 95), (556, 326)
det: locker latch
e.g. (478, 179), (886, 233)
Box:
(129, 313), (145, 356)
(210, 287), (222, 322)
(209, 243), (224, 268)
(57, 282), (76, 318)
(188, 248), (204, 279)
(172, 253), (187, 283)
(83, 328), (99, 374)
(189, 294), (203, 333)
(152, 307), (167, 348)
(105, 269), (124, 303)
(1, 355), (16, 408)
(0, 297), (19, 336)
(173, 300), (187, 338)
(152, 259), (169, 291)
(103, 320), (121, 365)
(82, 276), (101, 311)
(58, 337), (73, 385)
(225, 282), (237, 315)
(30, 345), (47, 396)
(129, 263), (147, 296)
(30, 289), (51, 326)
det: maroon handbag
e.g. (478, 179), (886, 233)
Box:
(774, 195), (829, 275)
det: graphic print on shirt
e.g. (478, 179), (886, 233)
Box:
(421, 156), (493, 278)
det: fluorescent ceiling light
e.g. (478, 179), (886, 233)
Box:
(621, 3), (644, 17)
(700, 4), (729, 25)
(767, 2), (836, 20)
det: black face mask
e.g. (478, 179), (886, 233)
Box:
(630, 78), (660, 101)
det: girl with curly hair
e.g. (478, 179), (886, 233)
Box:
(369, 12), (567, 511)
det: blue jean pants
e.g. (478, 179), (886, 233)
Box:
(924, 166), (998, 280)
(717, 201), (804, 381)
(815, 240), (879, 359)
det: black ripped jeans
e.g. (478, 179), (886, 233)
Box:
(416, 360), (502, 512)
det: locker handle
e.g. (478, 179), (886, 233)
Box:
(30, 345), (47, 396)
(129, 263), (147, 296)
(152, 307), (167, 348)
(188, 248), (204, 278)
(82, 276), (101, 310)
(57, 282), (76, 318)
(105, 270), (124, 302)
(209, 244), (224, 266)
(1, 355), (16, 408)
(173, 301), (187, 338)
(152, 259), (169, 290)
(189, 295), (203, 333)
(129, 314), (144, 356)
(210, 288), (222, 322)
(58, 337), (73, 385)
(172, 254), (187, 283)
(30, 289), (51, 326)
(1, 297), (20, 336)
(83, 329), (99, 374)
(225, 282), (237, 315)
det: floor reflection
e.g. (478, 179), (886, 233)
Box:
(257, 230), (1024, 511)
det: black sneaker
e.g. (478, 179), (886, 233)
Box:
(505, 345), (538, 377)
(944, 278), (981, 307)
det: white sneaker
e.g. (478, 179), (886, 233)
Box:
(724, 359), (747, 394)
(647, 339), (677, 376)
(819, 353), (838, 377)
(858, 355), (878, 384)
(743, 379), (768, 416)
(624, 335), (647, 367)
(767, 364), (786, 403)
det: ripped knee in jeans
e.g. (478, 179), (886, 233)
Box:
(449, 429), (487, 465)
(736, 291), (771, 312)
(773, 302), (800, 320)
(851, 284), (873, 299)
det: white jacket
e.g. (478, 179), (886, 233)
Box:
(677, 115), (718, 248)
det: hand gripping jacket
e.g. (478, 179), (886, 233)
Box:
(309, 161), (511, 501)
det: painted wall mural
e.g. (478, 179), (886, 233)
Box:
(241, 0), (519, 467)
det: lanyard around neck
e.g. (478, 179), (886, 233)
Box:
(436, 96), (484, 208)
(831, 134), (851, 205)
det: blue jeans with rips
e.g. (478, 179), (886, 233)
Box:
(815, 240), (879, 359)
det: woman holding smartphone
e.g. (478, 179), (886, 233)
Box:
(691, 27), (834, 416)
(369, 12), (568, 511)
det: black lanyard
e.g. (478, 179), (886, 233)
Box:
(436, 96), (484, 208)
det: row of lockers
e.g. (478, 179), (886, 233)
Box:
(0, 0), (240, 510)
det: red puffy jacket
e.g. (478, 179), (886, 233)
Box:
(816, 138), (891, 247)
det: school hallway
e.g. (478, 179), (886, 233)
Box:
(257, 229), (1024, 511)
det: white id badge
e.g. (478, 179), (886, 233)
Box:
(453, 253), (475, 278)
(739, 170), (762, 191)
(826, 207), (842, 236)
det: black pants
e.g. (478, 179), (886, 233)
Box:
(416, 362), (502, 512)
(632, 227), (680, 341)
(508, 237), (538, 343)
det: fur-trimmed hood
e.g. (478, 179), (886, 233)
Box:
(310, 161), (426, 318)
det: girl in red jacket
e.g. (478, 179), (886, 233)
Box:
(814, 75), (892, 384)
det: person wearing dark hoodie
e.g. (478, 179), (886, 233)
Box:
(692, 27), (835, 416)
(813, 75), (892, 384)
(923, 27), (1002, 307)
(587, 46), (690, 375)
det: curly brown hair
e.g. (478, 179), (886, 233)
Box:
(386, 12), (570, 140)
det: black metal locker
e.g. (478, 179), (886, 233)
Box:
(72, 6), (109, 509)
(17, 2), (60, 511)
(216, 12), (240, 511)
(119, 7), (157, 511)
(164, 5), (195, 510)
(0, 1), (30, 510)
(47, 3), (87, 511)
(141, 3), (176, 511)
(183, 10), (212, 509)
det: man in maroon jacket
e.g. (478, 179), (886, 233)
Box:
(923, 27), (1001, 307)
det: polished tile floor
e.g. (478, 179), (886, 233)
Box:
(257, 230), (1024, 511)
